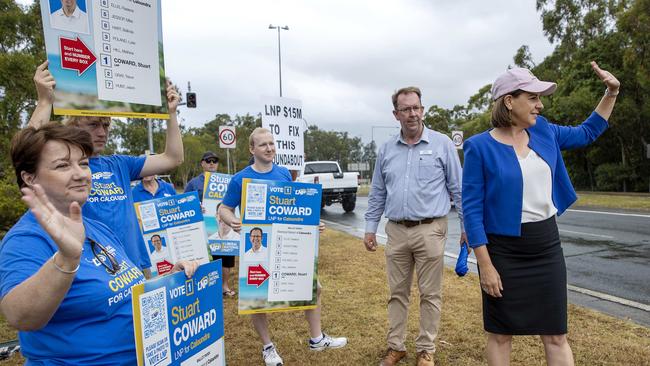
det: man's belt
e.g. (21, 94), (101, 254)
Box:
(390, 217), (437, 228)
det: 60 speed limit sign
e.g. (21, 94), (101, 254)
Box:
(219, 126), (237, 149)
(451, 130), (463, 150)
(219, 126), (236, 149)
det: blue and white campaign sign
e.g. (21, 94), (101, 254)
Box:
(132, 260), (225, 366)
(38, 0), (170, 118)
(238, 179), (322, 314)
(202, 173), (240, 256)
(134, 192), (210, 277)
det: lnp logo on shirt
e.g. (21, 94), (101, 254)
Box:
(91, 171), (114, 180)
(87, 171), (127, 204)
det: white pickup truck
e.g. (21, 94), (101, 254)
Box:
(297, 161), (359, 212)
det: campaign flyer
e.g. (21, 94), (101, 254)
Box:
(237, 179), (322, 314)
(39, 0), (169, 118)
(202, 172), (239, 256)
(134, 192), (210, 277)
(132, 260), (225, 366)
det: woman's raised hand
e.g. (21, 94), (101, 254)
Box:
(591, 61), (620, 93)
(21, 184), (84, 260)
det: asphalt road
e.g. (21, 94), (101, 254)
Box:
(321, 196), (650, 327)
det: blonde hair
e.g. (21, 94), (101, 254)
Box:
(249, 127), (273, 147)
(64, 116), (111, 127)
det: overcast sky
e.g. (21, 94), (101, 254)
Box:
(22, 0), (556, 145)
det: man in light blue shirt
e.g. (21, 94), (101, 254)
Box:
(364, 86), (465, 366)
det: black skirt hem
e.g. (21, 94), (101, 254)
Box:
(484, 326), (568, 336)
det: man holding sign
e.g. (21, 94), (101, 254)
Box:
(26, 62), (184, 279)
(219, 128), (347, 366)
(185, 151), (237, 297)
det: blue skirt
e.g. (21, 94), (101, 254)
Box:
(482, 216), (567, 335)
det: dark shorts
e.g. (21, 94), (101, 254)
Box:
(212, 255), (235, 268)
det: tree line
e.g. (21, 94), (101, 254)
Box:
(2, 0), (649, 234)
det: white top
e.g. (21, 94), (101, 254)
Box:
(149, 247), (170, 265)
(50, 6), (89, 34)
(518, 150), (557, 223)
(208, 229), (240, 241)
(244, 246), (268, 262)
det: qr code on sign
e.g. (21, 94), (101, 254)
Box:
(139, 203), (160, 231)
(140, 287), (168, 339)
(245, 183), (267, 220)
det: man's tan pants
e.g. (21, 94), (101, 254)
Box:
(384, 217), (447, 353)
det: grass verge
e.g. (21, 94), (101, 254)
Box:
(575, 191), (650, 212)
(1, 229), (649, 365)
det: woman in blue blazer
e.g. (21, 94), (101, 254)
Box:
(462, 62), (620, 366)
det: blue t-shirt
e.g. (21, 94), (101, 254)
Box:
(222, 164), (292, 209)
(184, 173), (206, 202)
(0, 211), (145, 365)
(85, 155), (151, 269)
(132, 179), (177, 203)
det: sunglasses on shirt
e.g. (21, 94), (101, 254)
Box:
(88, 238), (122, 275)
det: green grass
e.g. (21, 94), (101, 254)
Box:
(1, 229), (649, 365)
(359, 185), (650, 212)
(575, 191), (650, 212)
(357, 184), (370, 196)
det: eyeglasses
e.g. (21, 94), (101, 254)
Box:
(396, 106), (424, 114)
(89, 238), (121, 275)
(204, 159), (218, 164)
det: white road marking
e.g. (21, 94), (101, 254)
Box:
(567, 208), (650, 219)
(567, 285), (650, 312)
(559, 229), (613, 239)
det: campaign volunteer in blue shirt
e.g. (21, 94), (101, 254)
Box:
(1, 124), (197, 365)
(219, 128), (347, 366)
(185, 151), (219, 200)
(184, 152), (238, 297)
(462, 62), (620, 366)
(28, 65), (185, 278)
(132, 175), (177, 202)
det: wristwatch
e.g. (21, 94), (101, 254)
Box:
(605, 88), (619, 97)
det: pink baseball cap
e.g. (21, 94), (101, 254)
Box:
(491, 67), (557, 100)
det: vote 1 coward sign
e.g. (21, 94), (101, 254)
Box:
(39, 0), (170, 118)
(237, 179), (322, 314)
(132, 260), (225, 366)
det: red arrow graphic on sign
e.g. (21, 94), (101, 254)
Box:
(59, 37), (97, 75)
(156, 260), (174, 276)
(247, 264), (270, 287)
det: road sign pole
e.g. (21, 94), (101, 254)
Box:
(227, 149), (231, 175)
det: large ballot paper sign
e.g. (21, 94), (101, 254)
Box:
(237, 179), (322, 314)
(132, 260), (225, 366)
(39, 0), (169, 118)
(261, 97), (304, 170)
(134, 192), (210, 277)
(202, 172), (240, 256)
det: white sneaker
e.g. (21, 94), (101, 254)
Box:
(309, 332), (348, 351)
(262, 345), (283, 366)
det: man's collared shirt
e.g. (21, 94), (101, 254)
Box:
(50, 6), (89, 34)
(132, 179), (176, 203)
(243, 247), (268, 262)
(365, 126), (464, 233)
